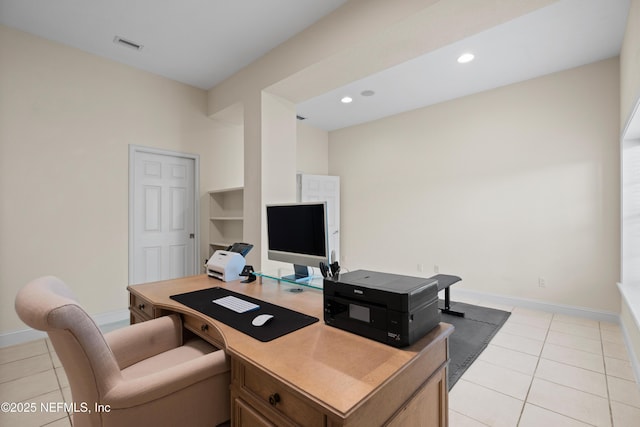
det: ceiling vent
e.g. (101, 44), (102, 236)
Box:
(113, 36), (143, 51)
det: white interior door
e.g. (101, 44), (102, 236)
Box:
(297, 174), (340, 262)
(130, 147), (198, 284)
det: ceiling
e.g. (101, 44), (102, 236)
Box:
(297, 0), (631, 130)
(0, 0), (348, 90)
(0, 0), (631, 132)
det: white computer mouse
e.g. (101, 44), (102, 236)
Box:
(252, 314), (274, 327)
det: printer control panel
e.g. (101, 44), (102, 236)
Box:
(324, 295), (403, 345)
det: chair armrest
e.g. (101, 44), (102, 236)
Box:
(103, 349), (229, 408)
(105, 314), (183, 369)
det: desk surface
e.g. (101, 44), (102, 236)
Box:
(128, 274), (453, 421)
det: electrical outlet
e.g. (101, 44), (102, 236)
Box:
(417, 263), (423, 272)
(434, 265), (439, 274)
(538, 277), (546, 288)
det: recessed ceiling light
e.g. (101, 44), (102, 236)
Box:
(457, 53), (475, 64)
(341, 96), (353, 104)
(361, 90), (375, 97)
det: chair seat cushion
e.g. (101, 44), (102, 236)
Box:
(121, 338), (219, 380)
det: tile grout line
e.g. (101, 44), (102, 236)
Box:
(600, 322), (615, 427)
(523, 402), (600, 427)
(0, 355), (51, 386)
(0, 339), (59, 405)
(473, 355), (535, 377)
(517, 313), (611, 426)
(449, 408), (491, 426)
(515, 313), (551, 426)
(450, 309), (540, 424)
(539, 339), (604, 358)
(537, 353), (606, 376)
(44, 340), (72, 427)
(531, 376), (611, 401)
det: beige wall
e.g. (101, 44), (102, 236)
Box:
(207, 0), (556, 272)
(297, 122), (329, 175)
(329, 58), (620, 312)
(0, 26), (220, 334)
(0, 0), (624, 339)
(207, 104), (245, 193)
(259, 92), (298, 271)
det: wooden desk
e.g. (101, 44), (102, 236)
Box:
(128, 275), (453, 427)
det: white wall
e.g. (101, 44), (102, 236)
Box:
(0, 26), (220, 334)
(206, 106), (245, 193)
(297, 121), (329, 175)
(329, 58), (621, 312)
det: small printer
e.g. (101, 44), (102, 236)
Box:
(324, 270), (440, 347)
(206, 250), (246, 282)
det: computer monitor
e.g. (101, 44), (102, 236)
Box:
(266, 202), (329, 282)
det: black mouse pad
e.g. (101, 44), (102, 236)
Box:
(170, 287), (319, 342)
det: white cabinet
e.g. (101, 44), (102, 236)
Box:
(208, 187), (243, 256)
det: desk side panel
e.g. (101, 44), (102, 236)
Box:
(386, 367), (448, 427)
(329, 334), (448, 427)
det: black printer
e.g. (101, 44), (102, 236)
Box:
(323, 270), (440, 347)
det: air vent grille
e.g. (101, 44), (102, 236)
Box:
(113, 36), (143, 51)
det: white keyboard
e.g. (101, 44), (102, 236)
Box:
(212, 295), (260, 313)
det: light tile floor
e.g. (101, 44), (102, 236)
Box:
(449, 300), (640, 427)
(0, 302), (638, 426)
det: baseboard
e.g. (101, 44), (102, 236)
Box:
(451, 288), (620, 324)
(617, 282), (640, 384)
(92, 308), (130, 328)
(619, 315), (640, 384)
(0, 308), (130, 348)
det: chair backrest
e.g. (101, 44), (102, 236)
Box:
(15, 276), (122, 424)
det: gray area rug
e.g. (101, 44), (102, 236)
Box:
(440, 300), (511, 389)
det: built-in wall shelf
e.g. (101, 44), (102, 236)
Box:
(208, 187), (243, 256)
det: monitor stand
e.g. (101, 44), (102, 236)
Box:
(282, 264), (312, 283)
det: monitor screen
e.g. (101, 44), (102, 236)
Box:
(266, 202), (328, 270)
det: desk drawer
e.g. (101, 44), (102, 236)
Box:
(183, 315), (225, 348)
(129, 293), (154, 319)
(233, 397), (277, 427)
(238, 362), (323, 427)
(129, 309), (149, 324)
